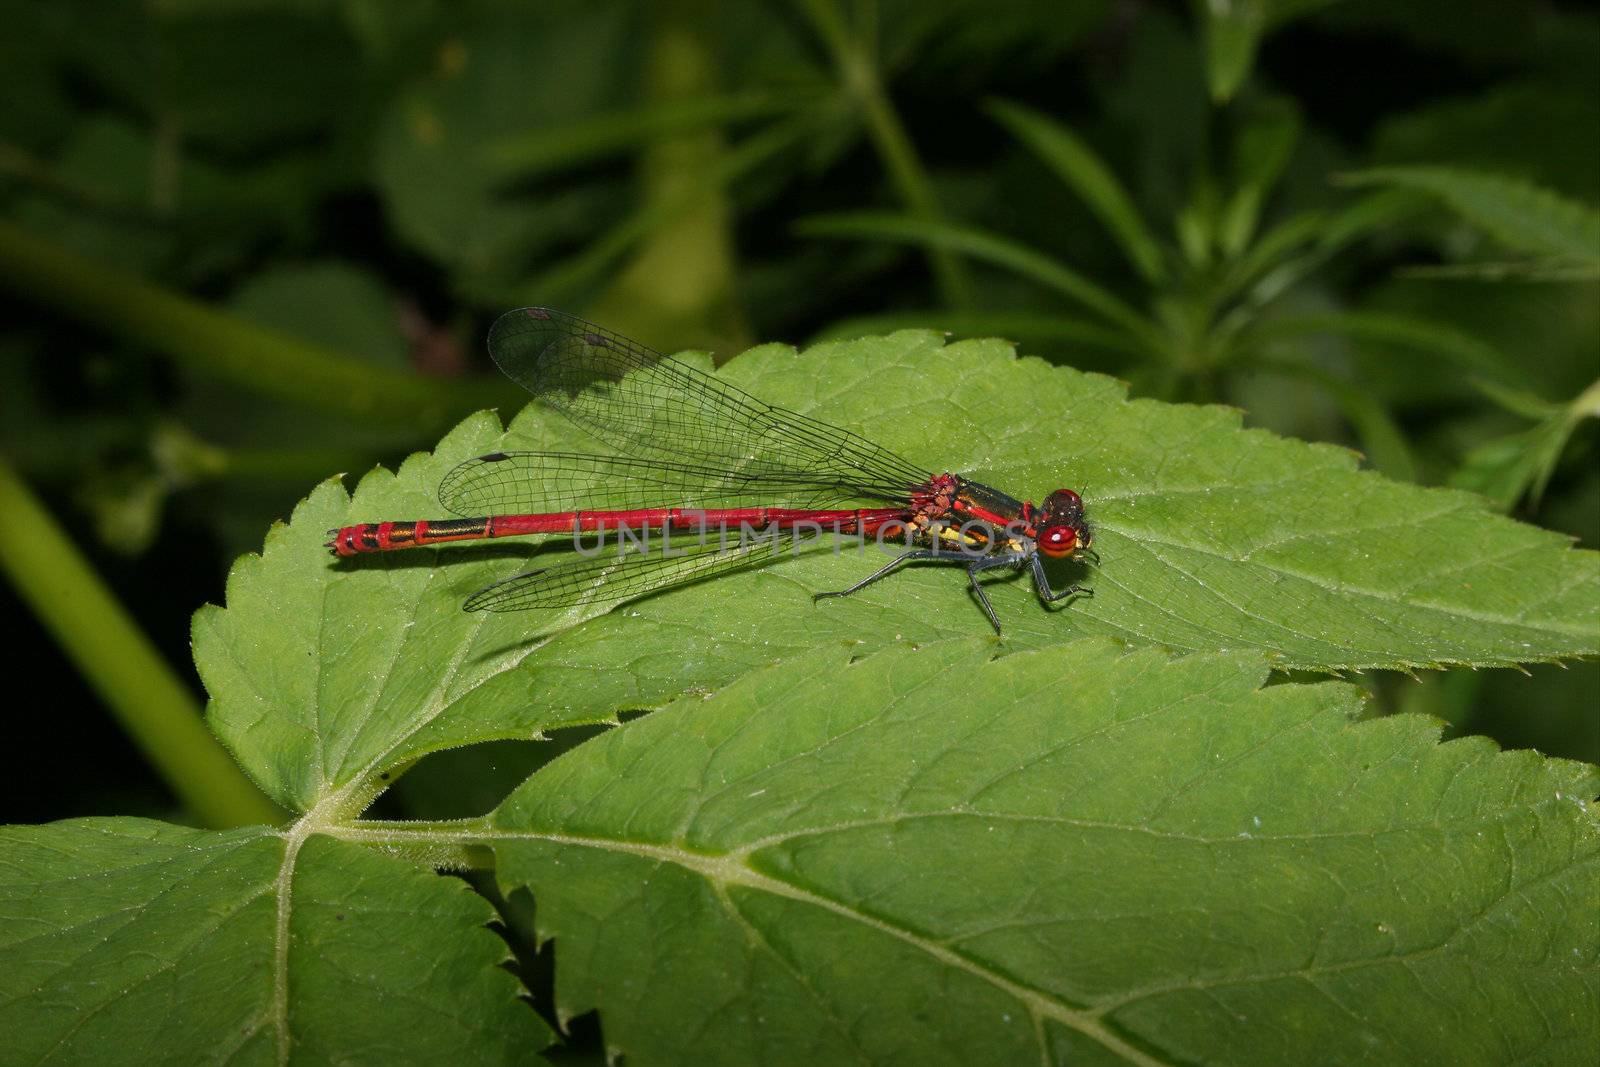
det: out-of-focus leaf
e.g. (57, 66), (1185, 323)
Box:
(1198, 0), (1271, 103)
(61, 3), (366, 155)
(1341, 166), (1600, 269)
(195, 330), (1599, 812)
(9, 117), (175, 272)
(1220, 101), (1302, 255)
(0, 819), (550, 1064)
(1400, 260), (1600, 282)
(229, 262), (410, 370)
(519, 119), (812, 307)
(489, 638), (1600, 1065)
(1176, 174), (1223, 268)
(372, 3), (633, 289)
(985, 98), (1167, 283)
(1251, 310), (1528, 385)
(1313, 0), (1571, 71)
(1251, 358), (1418, 481)
(1316, 188), (1425, 251)
(1451, 415), (1578, 511)
(1473, 379), (1563, 422)
(797, 212), (1159, 345)
(158, 9), (367, 153)
(1356, 273), (1599, 404)
(1101, 9), (1208, 221)
(1196, 1), (1347, 102)
(483, 92), (805, 182)
(1452, 378), (1599, 510)
(876, 0), (1111, 78)
(1370, 83), (1600, 202)
(1216, 209), (1327, 305)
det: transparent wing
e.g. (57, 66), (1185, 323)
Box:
(486, 307), (932, 501)
(462, 529), (797, 611)
(439, 450), (892, 516)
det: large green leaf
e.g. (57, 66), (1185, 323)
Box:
(486, 638), (1600, 1065)
(0, 819), (549, 1065)
(194, 330), (1599, 812)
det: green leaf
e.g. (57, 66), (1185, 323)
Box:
(1451, 377), (1598, 512)
(1198, 0), (1267, 102)
(482, 92), (805, 181)
(1250, 310), (1528, 386)
(1214, 209), (1327, 306)
(0, 818), (549, 1064)
(487, 638), (1600, 1065)
(796, 212), (1161, 347)
(228, 262), (410, 370)
(519, 118), (812, 306)
(807, 310), (1147, 358)
(1368, 82), (1600, 204)
(1451, 413), (1580, 511)
(1219, 102), (1301, 256)
(1250, 358), (1418, 482)
(195, 330), (1599, 813)
(1195, 0), (1339, 103)
(985, 98), (1167, 283)
(1340, 166), (1600, 266)
(1400, 259), (1600, 282)
(372, 6), (633, 286)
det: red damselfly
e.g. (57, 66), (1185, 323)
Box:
(328, 308), (1095, 633)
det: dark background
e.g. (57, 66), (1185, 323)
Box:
(2, 0), (1596, 829)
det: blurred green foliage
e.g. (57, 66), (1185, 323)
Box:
(2, 1), (1595, 825)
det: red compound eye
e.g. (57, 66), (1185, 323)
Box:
(1039, 524), (1077, 558)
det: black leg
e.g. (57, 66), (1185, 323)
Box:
(814, 548), (962, 602)
(964, 552), (1030, 635)
(1030, 554), (1092, 604)
(818, 547), (1055, 636)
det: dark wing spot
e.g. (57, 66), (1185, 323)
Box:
(526, 308), (551, 320)
(583, 333), (609, 348)
(479, 452), (510, 462)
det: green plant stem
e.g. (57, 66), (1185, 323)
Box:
(587, 0), (749, 352)
(0, 456), (283, 828)
(796, 0), (972, 307)
(0, 219), (512, 429)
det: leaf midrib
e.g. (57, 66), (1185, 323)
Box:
(332, 823), (1170, 1067)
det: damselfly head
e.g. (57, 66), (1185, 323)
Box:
(1036, 488), (1091, 559)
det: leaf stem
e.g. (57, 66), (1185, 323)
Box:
(0, 219), (512, 429)
(585, 0), (751, 351)
(0, 456), (283, 828)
